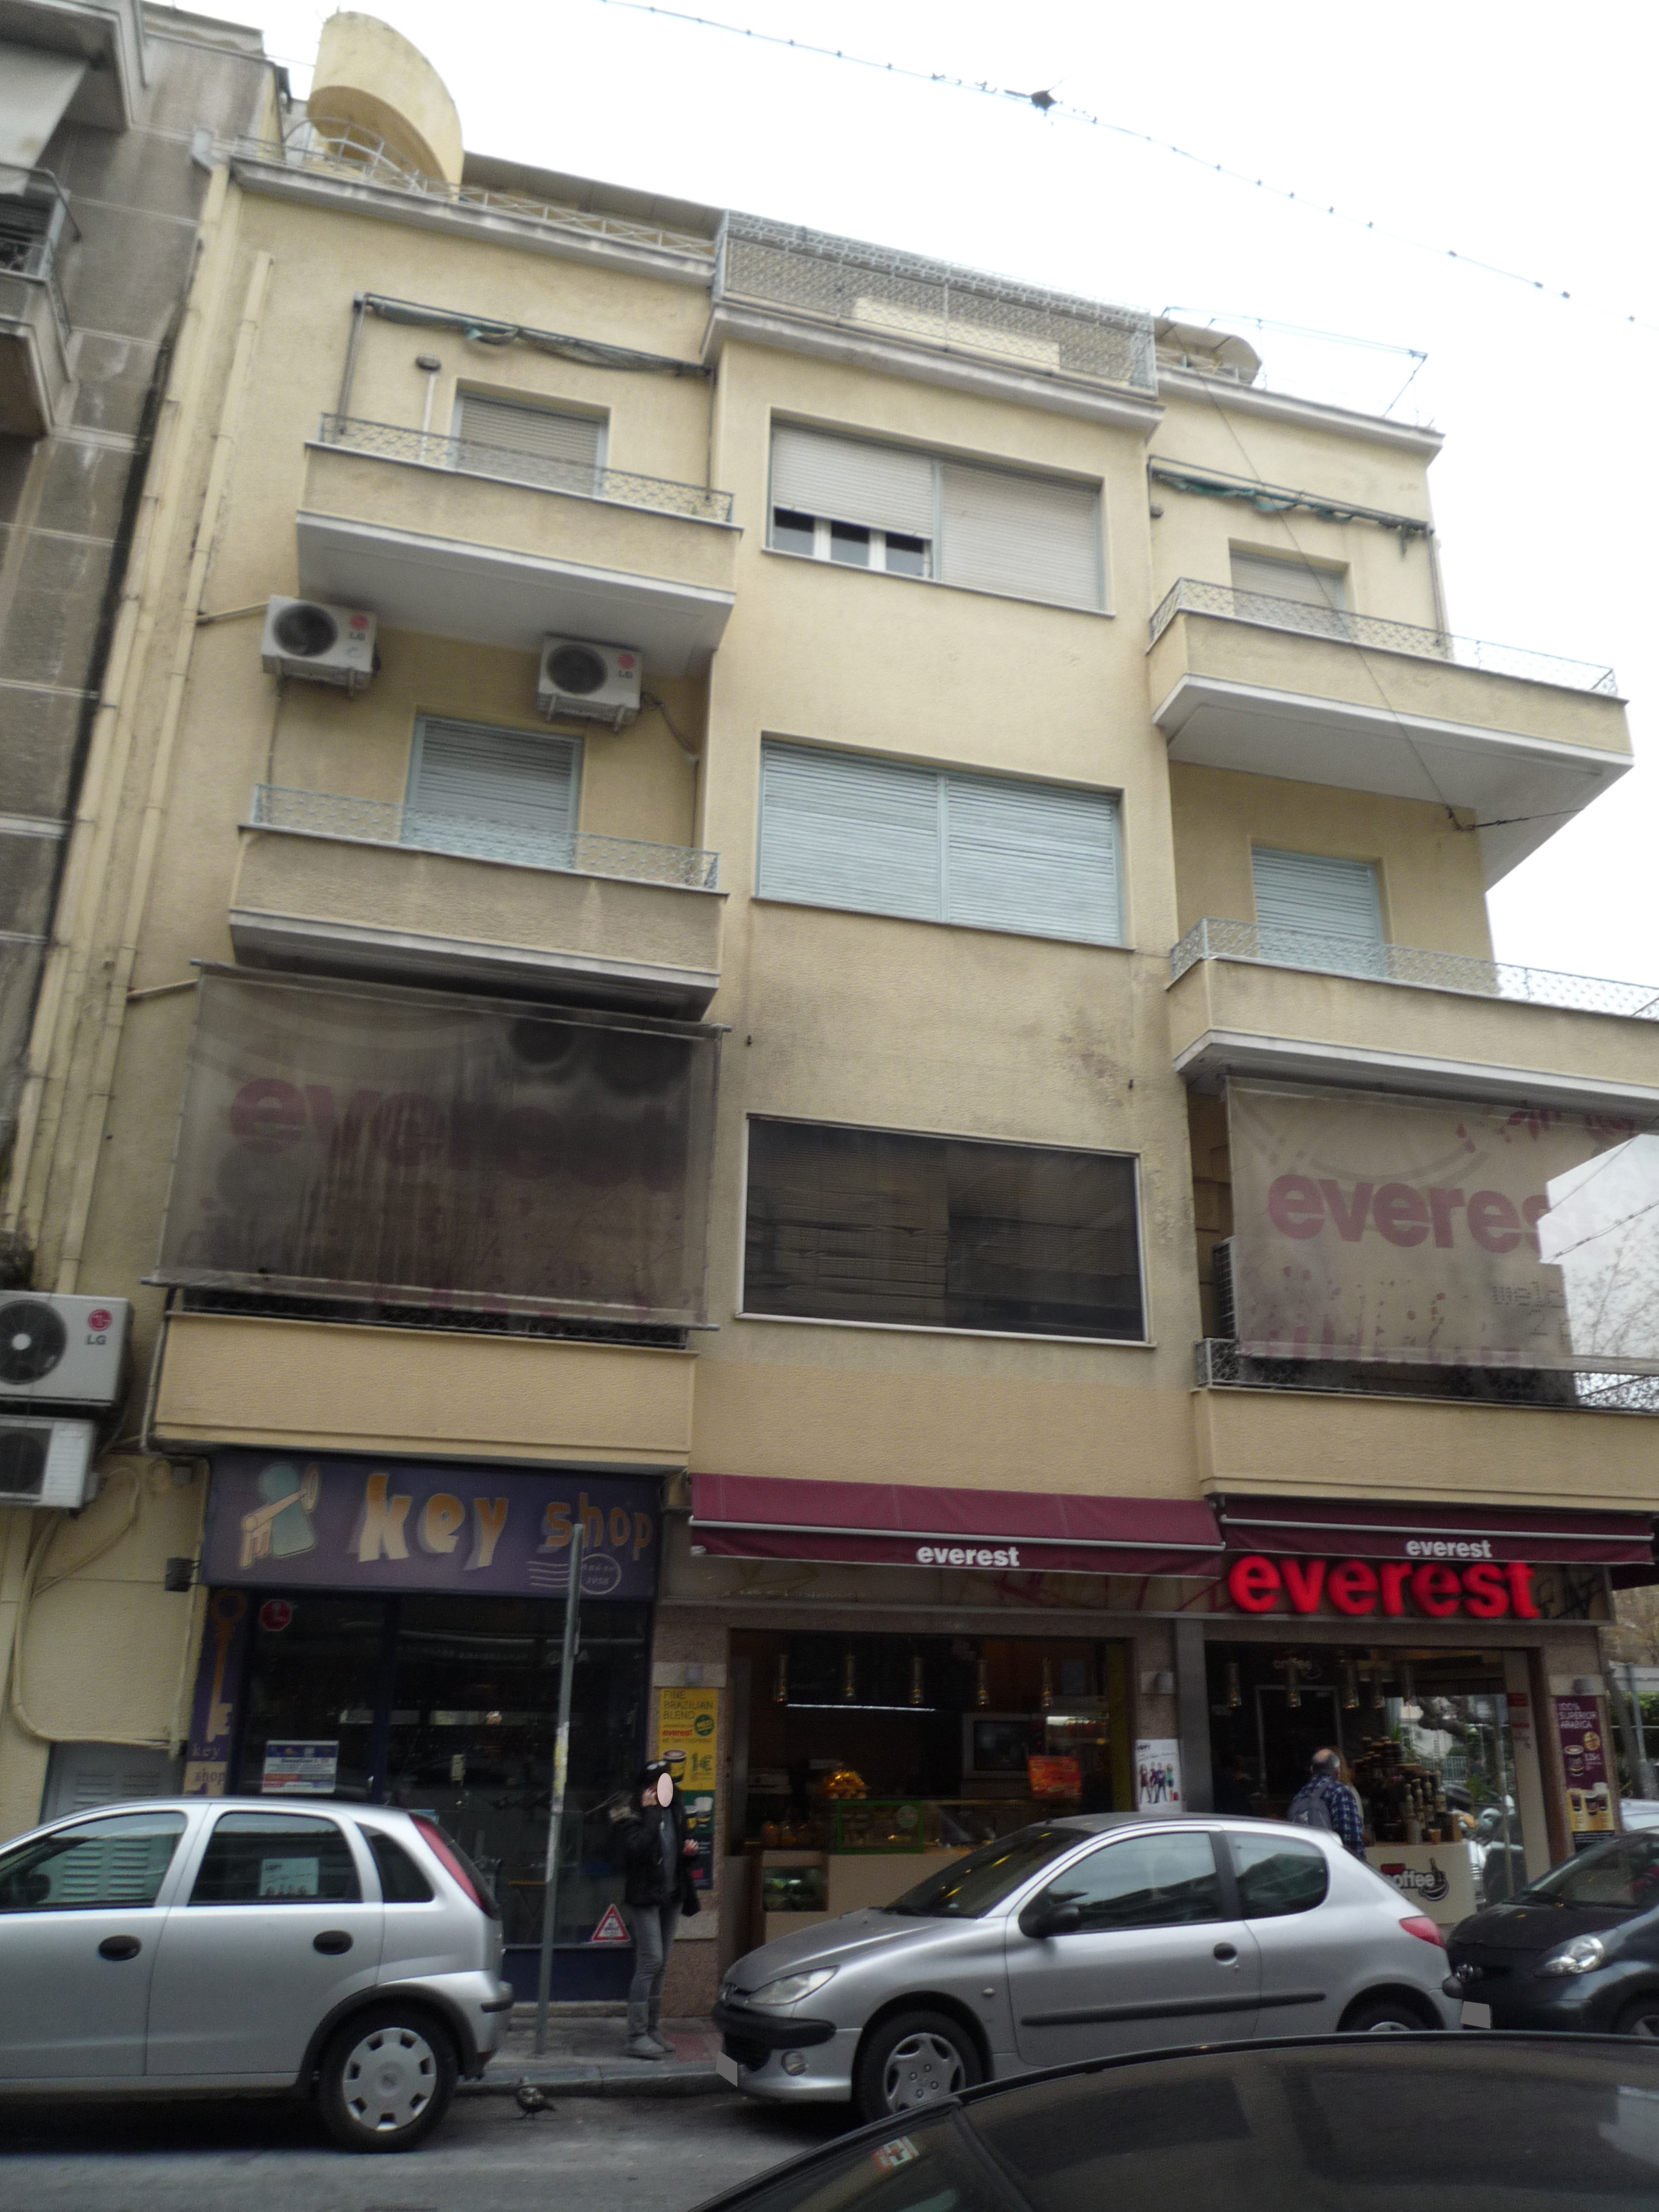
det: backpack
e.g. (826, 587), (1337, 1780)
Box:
(1287, 1780), (1336, 1833)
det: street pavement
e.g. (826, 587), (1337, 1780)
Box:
(0, 2085), (848, 2212)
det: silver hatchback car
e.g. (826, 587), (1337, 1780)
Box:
(716, 1813), (1456, 2122)
(0, 1797), (514, 2150)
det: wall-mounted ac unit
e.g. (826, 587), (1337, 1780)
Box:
(537, 637), (641, 728)
(0, 1293), (130, 1407)
(0, 1416), (97, 1509)
(261, 596), (377, 692)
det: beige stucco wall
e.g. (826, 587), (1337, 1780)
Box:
(309, 13), (464, 184)
(1169, 762), (1495, 953)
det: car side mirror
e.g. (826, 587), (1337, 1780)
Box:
(1021, 1899), (1082, 1939)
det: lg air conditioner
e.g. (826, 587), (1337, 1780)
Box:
(537, 637), (641, 728)
(0, 1293), (130, 1407)
(0, 1416), (97, 1509)
(261, 596), (377, 692)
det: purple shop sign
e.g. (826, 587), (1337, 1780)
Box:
(203, 1450), (660, 1600)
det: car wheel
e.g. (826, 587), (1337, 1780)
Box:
(1614, 1997), (1659, 2040)
(1340, 1996), (1434, 2034)
(854, 2011), (982, 2123)
(317, 2006), (457, 2153)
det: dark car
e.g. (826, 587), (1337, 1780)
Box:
(691, 2033), (1659, 2212)
(1447, 1829), (1659, 2037)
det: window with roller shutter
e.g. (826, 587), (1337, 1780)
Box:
(757, 739), (1122, 946)
(451, 392), (606, 495)
(405, 716), (581, 869)
(1251, 845), (1385, 978)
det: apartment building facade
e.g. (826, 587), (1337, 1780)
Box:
(1, 12), (1652, 2009)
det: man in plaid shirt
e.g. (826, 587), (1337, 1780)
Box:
(1290, 1748), (1367, 1859)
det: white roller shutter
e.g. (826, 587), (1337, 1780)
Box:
(454, 394), (604, 475)
(407, 717), (580, 861)
(939, 463), (1102, 609)
(758, 741), (940, 919)
(1230, 553), (1347, 638)
(1252, 846), (1384, 975)
(945, 774), (1121, 943)
(769, 425), (937, 537)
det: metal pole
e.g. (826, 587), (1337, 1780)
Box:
(534, 1524), (584, 2057)
(1491, 1694), (1517, 1898)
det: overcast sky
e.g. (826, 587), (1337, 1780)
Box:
(204, 0), (1658, 984)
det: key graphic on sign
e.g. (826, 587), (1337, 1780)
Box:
(240, 1463), (321, 1567)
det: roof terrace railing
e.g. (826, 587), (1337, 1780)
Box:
(1149, 575), (1619, 695)
(315, 414), (734, 525)
(250, 785), (721, 891)
(1170, 915), (1659, 1024)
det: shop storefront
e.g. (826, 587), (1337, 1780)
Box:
(183, 1449), (662, 1995)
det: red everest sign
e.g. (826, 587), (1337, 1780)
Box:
(1226, 1553), (1542, 1620)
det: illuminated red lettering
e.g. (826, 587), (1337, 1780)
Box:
(1281, 1559), (1327, 1612)
(1318, 1180), (1374, 1242)
(229, 1078), (305, 1153)
(1379, 1562), (1413, 1617)
(1505, 1561), (1541, 1619)
(1267, 1176), (1324, 1239)
(1467, 1190), (1522, 1253)
(1412, 1563), (1463, 1618)
(1327, 1559), (1380, 1616)
(1427, 1188), (1466, 1247)
(1462, 1563), (1512, 1620)
(1227, 1556), (1283, 1612)
(1373, 1184), (1431, 1247)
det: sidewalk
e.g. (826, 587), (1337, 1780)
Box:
(463, 2004), (727, 2098)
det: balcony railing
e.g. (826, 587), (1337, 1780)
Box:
(228, 128), (718, 260)
(0, 174), (73, 345)
(1170, 916), (1659, 1024)
(250, 785), (720, 890)
(1149, 576), (1619, 695)
(315, 414), (734, 525)
(1196, 1339), (1659, 1415)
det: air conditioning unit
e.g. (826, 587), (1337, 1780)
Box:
(0, 1416), (97, 1509)
(537, 637), (641, 728)
(261, 596), (377, 692)
(0, 1293), (131, 1407)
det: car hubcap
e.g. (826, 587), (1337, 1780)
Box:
(1366, 2018), (1414, 2033)
(883, 2032), (966, 2113)
(342, 2025), (436, 2133)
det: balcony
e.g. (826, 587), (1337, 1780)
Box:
(230, 786), (725, 1014)
(152, 1310), (695, 1466)
(296, 417), (738, 675)
(0, 178), (73, 436)
(1148, 578), (1631, 880)
(0, 0), (147, 130)
(1168, 917), (1659, 1115)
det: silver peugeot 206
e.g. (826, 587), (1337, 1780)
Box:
(715, 1812), (1457, 2122)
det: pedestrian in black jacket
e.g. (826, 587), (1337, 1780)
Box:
(618, 1760), (700, 2059)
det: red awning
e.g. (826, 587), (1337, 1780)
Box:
(1211, 1494), (1655, 1568)
(688, 1474), (1224, 1578)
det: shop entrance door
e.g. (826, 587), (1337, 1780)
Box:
(1256, 1687), (1344, 1804)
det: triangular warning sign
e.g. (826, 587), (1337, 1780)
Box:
(590, 1903), (632, 1944)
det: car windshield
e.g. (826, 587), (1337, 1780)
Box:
(1520, 1832), (1659, 1911)
(888, 1827), (1087, 1919)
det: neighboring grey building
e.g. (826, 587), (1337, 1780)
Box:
(0, 0), (273, 1223)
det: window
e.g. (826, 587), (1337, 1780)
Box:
(759, 741), (1122, 947)
(0, 1811), (186, 1914)
(1251, 846), (1384, 978)
(1228, 1832), (1329, 1918)
(366, 1830), (435, 1905)
(1228, 551), (1347, 638)
(406, 716), (580, 867)
(189, 1812), (361, 1905)
(743, 1118), (1146, 1340)
(769, 424), (1102, 609)
(891, 1828), (1091, 1920)
(452, 392), (605, 494)
(1031, 1831), (1223, 1932)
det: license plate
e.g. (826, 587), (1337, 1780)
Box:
(716, 2051), (740, 2084)
(1461, 2001), (1492, 2031)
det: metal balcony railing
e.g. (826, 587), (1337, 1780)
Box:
(1170, 915), (1659, 1023)
(1195, 1339), (1659, 1415)
(717, 210), (1158, 394)
(1149, 576), (1620, 695)
(250, 785), (720, 890)
(316, 414), (734, 525)
(227, 128), (718, 260)
(0, 173), (73, 345)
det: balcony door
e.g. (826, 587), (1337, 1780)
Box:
(405, 716), (580, 871)
(1251, 847), (1385, 980)
(1230, 551), (1348, 640)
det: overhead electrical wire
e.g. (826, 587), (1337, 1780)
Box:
(591, 0), (1657, 336)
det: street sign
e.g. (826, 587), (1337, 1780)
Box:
(590, 1903), (631, 1945)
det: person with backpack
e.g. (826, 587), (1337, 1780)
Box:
(1288, 1746), (1367, 1858)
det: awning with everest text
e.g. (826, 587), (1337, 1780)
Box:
(1210, 1495), (1654, 1568)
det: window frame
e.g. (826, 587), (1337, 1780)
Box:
(186, 1809), (366, 1909)
(736, 1110), (1152, 1349)
(1219, 1828), (1331, 1920)
(766, 418), (1107, 614)
(404, 712), (585, 848)
(0, 1811), (189, 1915)
(450, 386), (610, 473)
(1025, 1827), (1228, 1934)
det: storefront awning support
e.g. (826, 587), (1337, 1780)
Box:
(534, 1524), (585, 2055)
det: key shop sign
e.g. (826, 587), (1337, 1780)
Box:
(1225, 1553), (1544, 1621)
(203, 1450), (660, 1598)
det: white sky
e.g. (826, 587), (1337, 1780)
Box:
(201, 0), (1659, 984)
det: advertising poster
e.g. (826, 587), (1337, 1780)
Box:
(657, 1686), (719, 1892)
(1554, 1697), (1615, 1845)
(261, 1740), (340, 1795)
(1027, 1755), (1084, 1800)
(1135, 1739), (1182, 1810)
